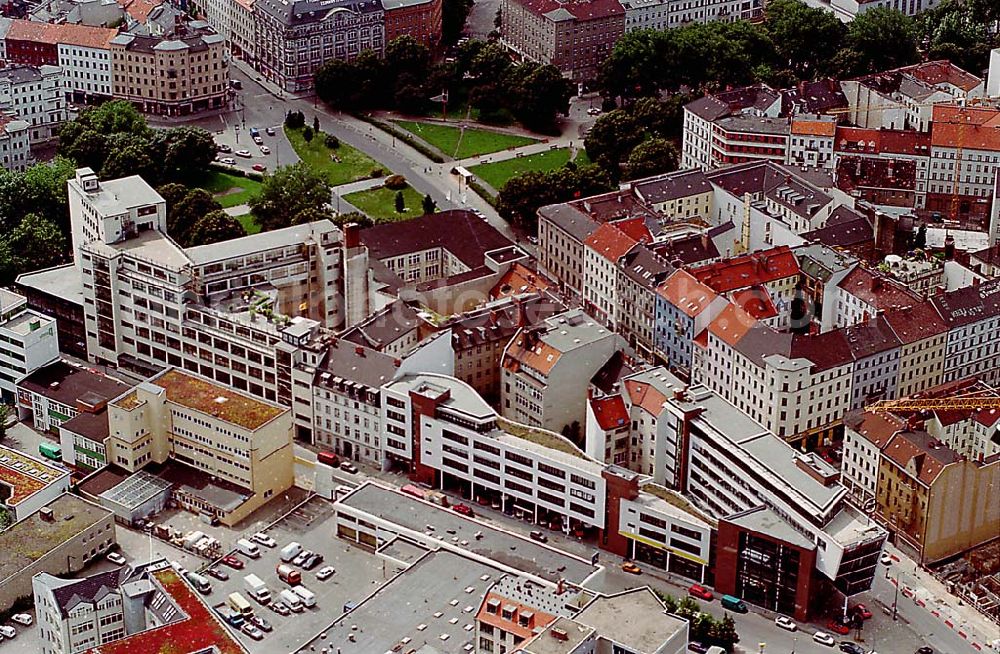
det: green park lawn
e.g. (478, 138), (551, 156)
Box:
(236, 213), (261, 235)
(285, 126), (382, 186)
(343, 184), (425, 222)
(470, 148), (589, 190)
(195, 171), (262, 209)
(392, 120), (538, 159)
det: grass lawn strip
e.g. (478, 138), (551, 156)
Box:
(343, 184), (425, 222)
(469, 148), (572, 190)
(285, 126), (382, 186)
(392, 120), (538, 159)
(195, 171), (262, 208)
(236, 213), (261, 235)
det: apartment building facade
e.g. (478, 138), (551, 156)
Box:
(0, 289), (58, 403)
(499, 0), (624, 82)
(383, 0), (441, 47)
(33, 568), (131, 654)
(0, 65), (65, 143)
(582, 222), (639, 329)
(254, 0), (385, 93)
(16, 361), (132, 435)
(621, 0), (761, 32)
(109, 20), (229, 116)
(202, 0), (257, 62)
(0, 114), (30, 171)
(930, 278), (1000, 385)
(537, 203), (599, 299)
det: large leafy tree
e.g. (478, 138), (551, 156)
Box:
(626, 138), (679, 180)
(186, 210), (247, 246)
(249, 163), (332, 232)
(765, 0), (846, 77)
(584, 110), (645, 179)
(442, 0), (474, 45)
(840, 7), (919, 76)
(507, 64), (574, 134)
(0, 157), (76, 235)
(0, 213), (68, 283)
(497, 164), (611, 232)
(169, 189), (222, 246)
(155, 127), (218, 182)
(315, 59), (363, 109)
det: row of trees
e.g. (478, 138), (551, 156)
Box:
(156, 185), (248, 248)
(315, 37), (574, 133)
(598, 0), (998, 103)
(496, 162), (613, 232)
(655, 593), (739, 652)
(59, 101), (218, 189)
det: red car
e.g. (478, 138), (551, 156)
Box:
(252, 163), (267, 172)
(852, 604), (873, 620)
(222, 555), (244, 570)
(827, 619), (851, 635)
(452, 503), (474, 517)
(688, 584), (714, 601)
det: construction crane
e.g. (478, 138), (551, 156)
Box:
(867, 394), (1000, 414)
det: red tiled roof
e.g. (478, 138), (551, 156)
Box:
(834, 126), (931, 155)
(656, 270), (718, 317)
(731, 287), (777, 319)
(845, 410), (903, 448)
(585, 222), (638, 264)
(791, 119), (836, 137)
(708, 303), (756, 347)
(882, 301), (947, 345)
(625, 379), (668, 415)
(882, 431), (959, 486)
(590, 395), (628, 431)
(690, 245), (799, 293)
(88, 567), (245, 654)
(904, 60), (982, 93)
(837, 267), (920, 310)
(931, 105), (1000, 152)
(516, 0), (623, 20)
(476, 592), (556, 641)
(7, 19), (117, 49)
(491, 262), (550, 300)
(117, 0), (163, 22)
(610, 217), (652, 245)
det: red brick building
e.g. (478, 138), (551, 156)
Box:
(383, 0), (442, 49)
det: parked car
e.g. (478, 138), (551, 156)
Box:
(10, 614), (31, 626)
(688, 643), (709, 654)
(222, 555), (244, 570)
(293, 550), (312, 566)
(839, 643), (865, 654)
(621, 562), (641, 575)
(241, 623), (264, 640)
(0, 626), (15, 638)
(252, 163), (267, 172)
(915, 648), (933, 654)
(265, 127), (275, 136)
(340, 462), (358, 474)
(587, 107), (602, 116)
(852, 603), (872, 620)
(880, 552), (893, 565)
(235, 149), (252, 158)
(252, 532), (277, 548)
(219, 157), (237, 165)
(207, 567), (229, 581)
(251, 615), (273, 632)
(259, 145), (270, 155)
(827, 619), (851, 635)
(813, 631), (836, 647)
(774, 615), (797, 631)
(317, 566), (336, 581)
(302, 552), (323, 570)
(253, 136), (263, 145)
(269, 602), (290, 616)
(688, 584), (714, 601)
(529, 530), (548, 543)
(216, 143), (232, 153)
(452, 503), (474, 517)
(106, 551), (126, 565)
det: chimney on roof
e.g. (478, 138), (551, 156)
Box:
(515, 297), (527, 328)
(700, 231), (709, 251)
(872, 275), (883, 292)
(343, 222), (361, 249)
(944, 233), (955, 260)
(355, 346), (365, 357)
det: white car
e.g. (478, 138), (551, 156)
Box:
(293, 550), (312, 566)
(259, 145), (270, 155)
(252, 532), (277, 548)
(880, 552), (892, 565)
(316, 566), (336, 581)
(340, 462), (358, 474)
(106, 551), (126, 565)
(0, 625), (15, 638)
(774, 615), (797, 632)
(235, 149), (252, 158)
(10, 614), (31, 626)
(587, 107), (602, 116)
(812, 631), (835, 647)
(219, 157), (237, 165)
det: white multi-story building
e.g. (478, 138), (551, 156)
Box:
(33, 568), (130, 654)
(0, 289), (58, 403)
(927, 104), (1000, 213)
(0, 65), (65, 143)
(202, 0), (257, 62)
(841, 411), (900, 508)
(500, 309), (622, 433)
(56, 39), (114, 102)
(620, 0), (761, 32)
(0, 444), (70, 522)
(583, 222), (641, 329)
(829, 0), (942, 21)
(834, 267), (920, 329)
(0, 114), (31, 171)
(930, 278), (1000, 385)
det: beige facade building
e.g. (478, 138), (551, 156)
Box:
(883, 302), (947, 399)
(109, 19), (228, 116)
(106, 367), (294, 526)
(876, 429), (1000, 564)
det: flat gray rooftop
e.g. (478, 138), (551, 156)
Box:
(522, 616), (593, 654)
(575, 588), (686, 653)
(299, 549), (502, 654)
(16, 264), (84, 306)
(341, 483), (597, 585)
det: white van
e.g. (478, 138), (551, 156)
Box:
(279, 541), (302, 562)
(279, 588), (304, 612)
(291, 584), (316, 608)
(236, 538), (261, 559)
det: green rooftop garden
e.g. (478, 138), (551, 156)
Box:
(498, 417), (589, 460)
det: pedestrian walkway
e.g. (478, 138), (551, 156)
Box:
(223, 204), (251, 217)
(332, 176), (385, 195)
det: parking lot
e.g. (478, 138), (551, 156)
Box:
(191, 497), (400, 653)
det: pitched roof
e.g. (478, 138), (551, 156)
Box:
(50, 568), (130, 617)
(361, 209), (514, 268)
(584, 222), (638, 264)
(791, 117), (837, 137)
(930, 104), (1000, 152)
(708, 303), (756, 347)
(6, 19), (117, 48)
(624, 379), (668, 415)
(841, 314), (902, 359)
(515, 0), (623, 21)
(731, 287), (777, 320)
(650, 232), (720, 266)
(590, 395), (628, 430)
(610, 217), (652, 244)
(837, 267), (920, 311)
(632, 169), (712, 204)
(882, 301), (947, 344)
(835, 126), (931, 155)
(492, 263), (550, 300)
(801, 207), (873, 248)
(883, 430), (961, 486)
(844, 409), (904, 448)
(929, 277), (1000, 327)
(18, 361), (133, 408)
(656, 269), (718, 318)
(689, 245), (799, 293)
(537, 202), (600, 242)
(903, 60), (982, 93)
